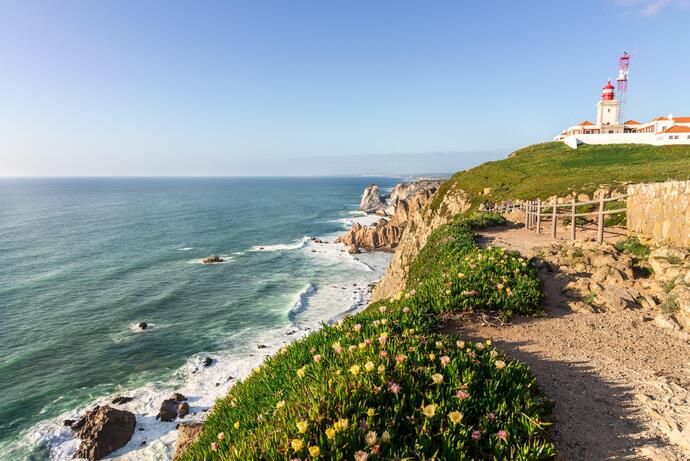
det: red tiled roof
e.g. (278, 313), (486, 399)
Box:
(624, 120), (641, 125)
(672, 117), (690, 123)
(650, 116), (669, 121)
(660, 125), (690, 133)
(579, 121), (594, 126)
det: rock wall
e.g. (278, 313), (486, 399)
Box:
(627, 181), (690, 248)
(371, 184), (472, 301)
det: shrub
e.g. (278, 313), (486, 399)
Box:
(179, 214), (552, 460)
(408, 214), (543, 318)
(614, 236), (650, 258)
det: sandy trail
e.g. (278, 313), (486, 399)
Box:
(440, 224), (690, 460)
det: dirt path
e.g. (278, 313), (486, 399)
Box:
(441, 225), (690, 460)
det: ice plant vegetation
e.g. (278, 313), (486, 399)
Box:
(180, 215), (553, 460)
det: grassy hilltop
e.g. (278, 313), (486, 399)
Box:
(431, 142), (690, 211)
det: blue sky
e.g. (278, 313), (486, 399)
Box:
(0, 0), (688, 176)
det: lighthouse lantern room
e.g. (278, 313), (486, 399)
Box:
(596, 80), (620, 127)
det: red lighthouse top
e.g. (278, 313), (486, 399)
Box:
(602, 80), (615, 101)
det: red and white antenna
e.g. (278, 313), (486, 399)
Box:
(617, 51), (631, 124)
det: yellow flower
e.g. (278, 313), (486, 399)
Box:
(233, 421), (240, 430)
(309, 445), (320, 457)
(366, 408), (375, 417)
(325, 427), (336, 439)
(381, 318), (388, 325)
(435, 341), (443, 349)
(428, 352), (436, 361)
(296, 420), (309, 434)
(333, 418), (349, 431)
(456, 340), (465, 349)
(297, 366), (306, 378)
(431, 373), (444, 384)
(276, 400), (285, 409)
(380, 430), (391, 443)
(448, 411), (463, 424)
(495, 360), (506, 369)
(350, 365), (361, 375)
(291, 438), (304, 452)
(364, 361), (375, 372)
(378, 364), (386, 374)
(422, 403), (437, 418)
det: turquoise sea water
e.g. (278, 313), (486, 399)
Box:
(0, 177), (398, 460)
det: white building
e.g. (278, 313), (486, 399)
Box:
(555, 80), (690, 148)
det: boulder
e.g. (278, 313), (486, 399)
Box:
(72, 405), (136, 460)
(596, 285), (636, 311)
(202, 357), (213, 367)
(157, 399), (180, 422)
(111, 396), (133, 405)
(137, 322), (148, 330)
(173, 423), (205, 461)
(170, 393), (186, 402)
(178, 402), (190, 419)
(202, 255), (224, 264)
(359, 184), (386, 213)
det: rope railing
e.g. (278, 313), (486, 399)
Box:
(490, 193), (630, 244)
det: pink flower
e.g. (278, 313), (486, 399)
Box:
(497, 430), (508, 441)
(395, 354), (407, 364)
(457, 390), (469, 400)
(387, 381), (401, 394)
(313, 354), (321, 363)
(379, 350), (388, 358)
(364, 339), (373, 346)
(348, 345), (357, 353)
(402, 307), (411, 313)
(217, 432), (225, 441)
(378, 334), (387, 346)
(471, 430), (481, 440)
(354, 451), (369, 461)
(353, 323), (362, 332)
(440, 355), (451, 366)
(211, 442), (219, 452)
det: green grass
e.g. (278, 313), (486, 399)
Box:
(179, 215), (553, 460)
(430, 142), (690, 215)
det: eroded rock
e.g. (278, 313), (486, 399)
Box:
(72, 405), (136, 460)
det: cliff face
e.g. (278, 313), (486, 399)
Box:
(359, 184), (386, 213)
(372, 185), (472, 301)
(336, 188), (438, 252)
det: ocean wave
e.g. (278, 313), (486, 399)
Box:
(250, 236), (310, 252)
(177, 247), (193, 251)
(287, 283), (317, 320)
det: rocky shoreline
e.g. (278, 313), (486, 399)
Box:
(335, 180), (443, 253)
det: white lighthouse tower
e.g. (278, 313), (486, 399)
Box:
(596, 80), (620, 127)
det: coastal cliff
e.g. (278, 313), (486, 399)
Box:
(371, 181), (472, 300)
(335, 180), (442, 253)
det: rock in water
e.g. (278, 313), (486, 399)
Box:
(157, 399), (180, 422)
(359, 184), (386, 213)
(111, 396), (133, 405)
(137, 322), (147, 330)
(202, 255), (224, 264)
(202, 357), (213, 367)
(178, 402), (190, 418)
(72, 405), (136, 460)
(170, 392), (186, 402)
(173, 423), (205, 461)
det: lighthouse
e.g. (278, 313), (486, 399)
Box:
(596, 80), (621, 127)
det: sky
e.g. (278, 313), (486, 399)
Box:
(0, 0), (689, 176)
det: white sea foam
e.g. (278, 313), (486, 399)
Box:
(249, 236), (310, 252)
(177, 247), (193, 251)
(288, 283), (317, 319)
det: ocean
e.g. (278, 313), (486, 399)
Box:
(0, 177), (399, 460)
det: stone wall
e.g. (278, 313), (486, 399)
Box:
(627, 181), (690, 247)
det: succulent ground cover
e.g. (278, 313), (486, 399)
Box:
(180, 215), (552, 460)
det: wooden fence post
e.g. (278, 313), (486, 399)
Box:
(597, 195), (605, 244)
(570, 198), (576, 241)
(524, 202), (529, 229)
(551, 201), (557, 238)
(536, 199), (541, 234)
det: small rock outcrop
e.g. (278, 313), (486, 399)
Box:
(173, 423), (205, 461)
(359, 184), (386, 213)
(202, 357), (213, 367)
(137, 322), (147, 330)
(72, 405), (136, 460)
(202, 255), (224, 264)
(157, 393), (188, 422)
(111, 396), (133, 405)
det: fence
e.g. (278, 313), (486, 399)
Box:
(493, 194), (629, 244)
